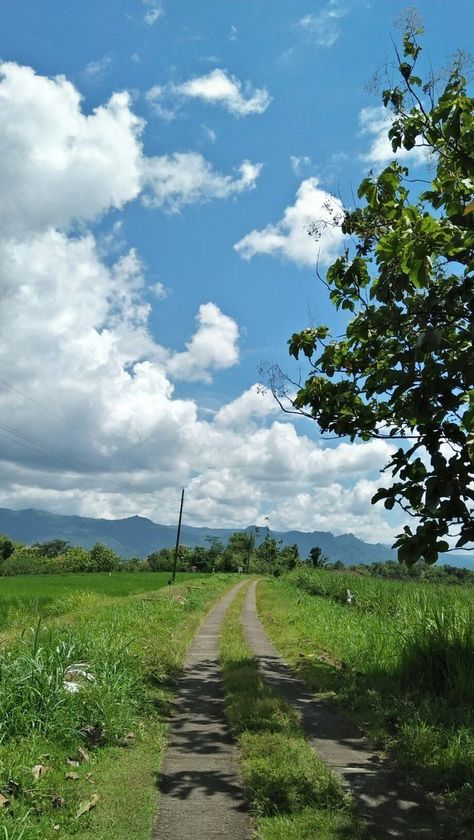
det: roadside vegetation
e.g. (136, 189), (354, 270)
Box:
(0, 573), (234, 838)
(257, 570), (474, 830)
(219, 585), (371, 840)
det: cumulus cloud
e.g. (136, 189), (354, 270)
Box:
(359, 106), (428, 167)
(166, 303), (239, 383)
(234, 177), (345, 268)
(296, 1), (348, 48)
(0, 62), (261, 231)
(0, 60), (404, 543)
(214, 385), (280, 429)
(172, 68), (271, 116)
(0, 63), (144, 235)
(142, 153), (261, 212)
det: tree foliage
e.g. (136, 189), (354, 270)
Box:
(280, 26), (474, 565)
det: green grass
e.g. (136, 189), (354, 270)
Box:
(0, 571), (197, 630)
(0, 574), (235, 838)
(257, 571), (474, 828)
(219, 585), (370, 839)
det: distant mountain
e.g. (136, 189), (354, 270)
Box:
(0, 507), (472, 570)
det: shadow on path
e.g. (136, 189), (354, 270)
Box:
(151, 582), (250, 840)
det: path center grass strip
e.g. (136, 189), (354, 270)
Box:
(0, 574), (235, 839)
(219, 583), (370, 840)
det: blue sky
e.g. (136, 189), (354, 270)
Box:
(0, 1), (471, 541)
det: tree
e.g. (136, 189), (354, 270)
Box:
(279, 543), (300, 570)
(309, 546), (328, 568)
(255, 533), (281, 570)
(274, 24), (474, 566)
(33, 539), (70, 557)
(147, 548), (174, 571)
(90, 542), (120, 572)
(0, 535), (14, 561)
(223, 531), (255, 571)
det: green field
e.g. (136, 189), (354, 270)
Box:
(257, 570), (473, 830)
(0, 571), (199, 630)
(0, 572), (235, 839)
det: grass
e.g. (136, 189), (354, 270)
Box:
(0, 571), (194, 631)
(219, 584), (371, 839)
(257, 570), (474, 830)
(0, 573), (235, 838)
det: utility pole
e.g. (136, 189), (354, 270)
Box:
(171, 488), (185, 583)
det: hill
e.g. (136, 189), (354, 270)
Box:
(0, 507), (472, 569)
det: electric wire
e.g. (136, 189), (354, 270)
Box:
(0, 421), (143, 496)
(0, 375), (149, 473)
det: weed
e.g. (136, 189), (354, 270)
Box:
(257, 571), (474, 831)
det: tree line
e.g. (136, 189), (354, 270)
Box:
(0, 532), (471, 583)
(0, 531), (301, 576)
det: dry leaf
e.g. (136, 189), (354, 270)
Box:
(67, 758), (80, 767)
(78, 746), (90, 763)
(0, 793), (10, 808)
(65, 771), (80, 781)
(32, 764), (49, 780)
(76, 793), (99, 818)
(51, 795), (66, 809)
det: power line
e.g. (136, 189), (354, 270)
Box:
(0, 422), (143, 496)
(0, 375), (149, 474)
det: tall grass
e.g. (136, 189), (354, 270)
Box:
(0, 575), (233, 838)
(257, 570), (474, 817)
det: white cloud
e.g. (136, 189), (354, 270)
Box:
(166, 303), (239, 382)
(296, 1), (348, 48)
(145, 84), (178, 121)
(0, 62), (260, 232)
(0, 60), (406, 544)
(202, 124), (217, 143)
(0, 63), (144, 235)
(151, 281), (168, 299)
(290, 155), (313, 177)
(84, 55), (112, 80)
(173, 68), (271, 116)
(143, 1), (163, 26)
(359, 106), (428, 167)
(214, 385), (280, 429)
(234, 177), (345, 268)
(142, 153), (261, 212)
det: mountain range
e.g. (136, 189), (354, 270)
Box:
(0, 507), (472, 569)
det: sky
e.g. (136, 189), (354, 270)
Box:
(0, 0), (471, 542)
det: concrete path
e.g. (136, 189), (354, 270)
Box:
(151, 582), (250, 840)
(243, 580), (448, 840)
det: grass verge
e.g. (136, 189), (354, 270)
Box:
(0, 574), (235, 838)
(219, 584), (370, 839)
(257, 573), (474, 833)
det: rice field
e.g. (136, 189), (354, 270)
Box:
(0, 572), (195, 631)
